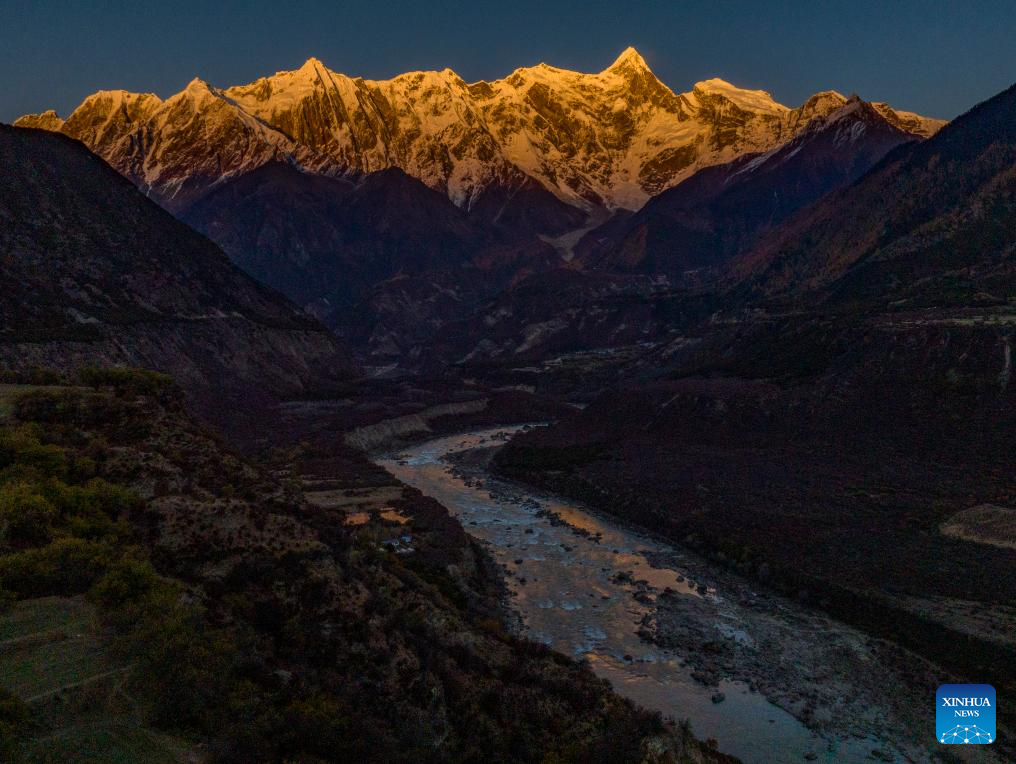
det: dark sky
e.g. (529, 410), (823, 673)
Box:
(3, 0), (1014, 123)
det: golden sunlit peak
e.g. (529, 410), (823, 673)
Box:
(298, 56), (326, 72)
(693, 77), (738, 91)
(605, 46), (649, 71)
(185, 76), (212, 92)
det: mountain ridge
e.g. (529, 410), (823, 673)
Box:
(15, 49), (945, 222)
(576, 95), (919, 279)
(729, 80), (1016, 307)
(0, 125), (354, 425)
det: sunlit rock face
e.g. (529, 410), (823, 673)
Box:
(15, 48), (944, 218)
(575, 96), (922, 279)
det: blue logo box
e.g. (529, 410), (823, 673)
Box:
(937, 684), (996, 744)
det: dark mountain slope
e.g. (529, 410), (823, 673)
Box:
(0, 379), (729, 763)
(578, 98), (916, 281)
(735, 82), (1016, 308)
(423, 269), (679, 369)
(181, 163), (482, 309)
(465, 172), (589, 236)
(0, 126), (352, 420)
(491, 83), (1016, 748)
(407, 99), (919, 376)
(182, 162), (565, 365)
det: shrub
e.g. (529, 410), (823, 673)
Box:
(77, 367), (176, 398)
(89, 557), (165, 611)
(0, 482), (56, 548)
(0, 367), (63, 385)
(43, 478), (139, 522)
(0, 426), (67, 478)
(13, 389), (129, 429)
(0, 537), (114, 598)
(112, 588), (236, 731)
(63, 511), (128, 542)
(13, 389), (86, 427)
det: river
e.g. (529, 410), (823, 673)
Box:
(378, 426), (916, 763)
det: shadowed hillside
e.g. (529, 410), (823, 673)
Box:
(0, 126), (354, 425)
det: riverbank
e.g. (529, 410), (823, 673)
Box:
(490, 379), (1016, 758)
(379, 427), (963, 763)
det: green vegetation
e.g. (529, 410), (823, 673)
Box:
(76, 367), (175, 398)
(0, 597), (122, 700)
(0, 378), (723, 763)
(19, 723), (192, 764)
(0, 369), (65, 387)
(0, 595), (195, 763)
(0, 385), (216, 761)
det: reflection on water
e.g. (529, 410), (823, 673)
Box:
(379, 427), (886, 763)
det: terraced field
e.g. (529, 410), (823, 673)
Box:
(0, 597), (194, 763)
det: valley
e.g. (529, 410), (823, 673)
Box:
(380, 427), (940, 763)
(2, 13), (1015, 761)
(13, 51), (945, 370)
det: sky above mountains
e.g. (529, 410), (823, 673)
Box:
(3, 0), (1014, 123)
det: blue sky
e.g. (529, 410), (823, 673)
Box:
(3, 0), (1014, 122)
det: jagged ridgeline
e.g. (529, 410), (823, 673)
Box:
(10, 51), (946, 371)
(15, 48), (943, 224)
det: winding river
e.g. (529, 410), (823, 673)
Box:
(378, 426), (904, 763)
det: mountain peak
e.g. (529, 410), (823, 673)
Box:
(297, 57), (326, 74)
(692, 78), (787, 115)
(171, 78), (221, 108)
(801, 90), (848, 106)
(185, 77), (213, 93)
(605, 46), (649, 73)
(694, 77), (737, 92)
(18, 54), (946, 218)
(12, 109), (65, 131)
(808, 97), (865, 127)
(816, 95), (898, 132)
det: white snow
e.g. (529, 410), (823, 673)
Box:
(692, 78), (788, 115)
(23, 47), (945, 214)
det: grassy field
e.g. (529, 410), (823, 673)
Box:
(0, 597), (95, 642)
(19, 722), (192, 764)
(0, 597), (194, 763)
(0, 597), (118, 699)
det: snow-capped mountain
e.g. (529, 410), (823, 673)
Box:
(576, 96), (918, 279)
(16, 48), (945, 217)
(16, 81), (335, 212)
